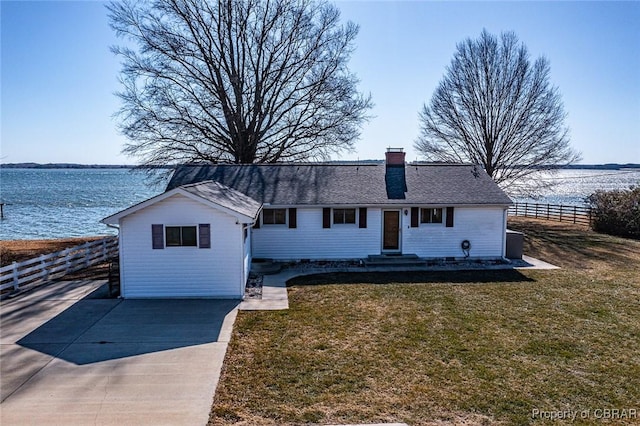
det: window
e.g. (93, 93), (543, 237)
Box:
(262, 208), (286, 225)
(165, 226), (197, 246)
(421, 208), (443, 224)
(333, 208), (356, 224)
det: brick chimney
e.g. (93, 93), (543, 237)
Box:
(384, 148), (407, 199)
(385, 147), (406, 166)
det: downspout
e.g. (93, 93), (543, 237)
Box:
(502, 208), (508, 259)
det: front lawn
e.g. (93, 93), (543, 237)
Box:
(210, 218), (640, 425)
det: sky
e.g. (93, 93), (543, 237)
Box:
(1, 1), (639, 165)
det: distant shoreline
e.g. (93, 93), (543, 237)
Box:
(0, 163), (171, 169)
(0, 163), (135, 169)
(1, 162), (639, 170)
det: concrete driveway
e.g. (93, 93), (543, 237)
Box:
(1, 280), (238, 425)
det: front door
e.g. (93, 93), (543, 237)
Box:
(382, 210), (401, 252)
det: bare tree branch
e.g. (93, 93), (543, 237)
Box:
(107, 0), (372, 167)
(415, 30), (580, 196)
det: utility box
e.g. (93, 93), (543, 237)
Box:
(506, 230), (524, 259)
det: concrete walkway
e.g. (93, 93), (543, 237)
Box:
(520, 255), (560, 270)
(239, 269), (297, 310)
(1, 280), (238, 425)
(238, 255), (558, 311)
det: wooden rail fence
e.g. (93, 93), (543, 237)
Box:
(509, 202), (593, 226)
(0, 236), (118, 299)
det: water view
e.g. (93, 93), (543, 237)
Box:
(0, 169), (165, 240)
(0, 168), (638, 240)
(516, 168), (640, 206)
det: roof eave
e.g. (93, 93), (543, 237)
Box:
(101, 187), (262, 225)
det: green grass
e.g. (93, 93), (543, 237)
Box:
(210, 218), (640, 425)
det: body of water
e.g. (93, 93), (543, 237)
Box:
(516, 169), (640, 206)
(1, 168), (638, 240)
(0, 169), (165, 240)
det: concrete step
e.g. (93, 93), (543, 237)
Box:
(364, 254), (426, 267)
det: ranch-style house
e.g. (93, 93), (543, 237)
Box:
(102, 148), (512, 298)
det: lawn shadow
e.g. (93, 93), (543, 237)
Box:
(508, 218), (640, 269)
(287, 269), (534, 287)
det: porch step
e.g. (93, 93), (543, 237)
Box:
(364, 254), (426, 267)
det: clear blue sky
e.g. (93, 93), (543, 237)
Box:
(2, 1), (639, 165)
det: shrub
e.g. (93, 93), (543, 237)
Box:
(587, 186), (640, 238)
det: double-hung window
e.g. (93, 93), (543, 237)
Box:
(333, 208), (356, 224)
(420, 208), (443, 224)
(262, 208), (286, 225)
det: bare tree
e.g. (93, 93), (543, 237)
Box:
(107, 0), (372, 166)
(415, 29), (579, 194)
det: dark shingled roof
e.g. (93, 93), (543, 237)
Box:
(166, 163), (512, 206)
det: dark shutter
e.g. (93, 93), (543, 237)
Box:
(446, 207), (454, 227)
(322, 208), (331, 228)
(411, 207), (419, 228)
(359, 207), (367, 228)
(288, 208), (297, 228)
(198, 224), (211, 248)
(152, 224), (164, 249)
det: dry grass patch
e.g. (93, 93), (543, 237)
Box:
(0, 237), (112, 281)
(0, 237), (104, 265)
(211, 218), (640, 425)
(508, 216), (640, 271)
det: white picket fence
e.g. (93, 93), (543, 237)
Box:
(0, 237), (118, 298)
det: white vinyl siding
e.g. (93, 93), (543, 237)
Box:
(252, 206), (506, 260)
(119, 194), (244, 298)
(403, 206), (506, 258)
(117, 198), (506, 298)
(252, 207), (381, 259)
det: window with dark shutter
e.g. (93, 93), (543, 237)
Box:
(446, 207), (455, 227)
(333, 208), (356, 224)
(198, 224), (211, 248)
(288, 208), (297, 228)
(411, 207), (419, 228)
(421, 208), (443, 224)
(166, 226), (197, 246)
(322, 208), (331, 228)
(152, 224), (164, 249)
(262, 208), (286, 225)
(359, 208), (367, 228)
